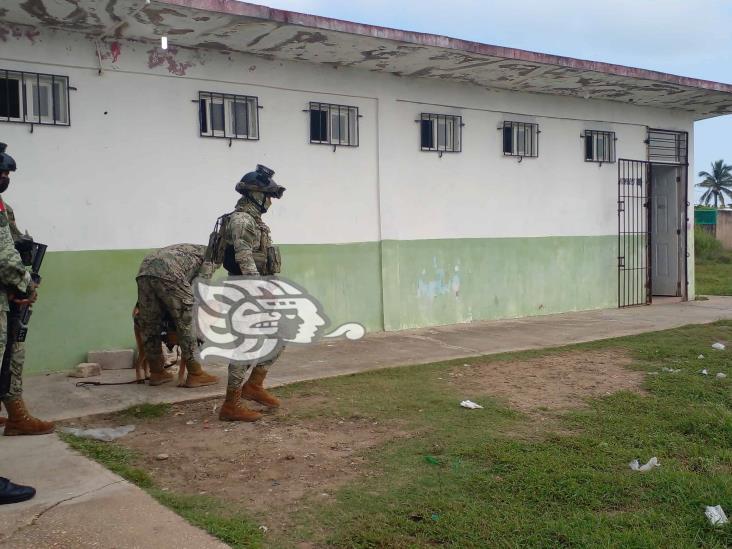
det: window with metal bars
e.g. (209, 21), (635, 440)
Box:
(0, 69), (70, 126)
(646, 129), (688, 165)
(583, 130), (616, 163)
(419, 113), (462, 153)
(198, 92), (259, 140)
(308, 102), (359, 147)
(501, 121), (539, 158)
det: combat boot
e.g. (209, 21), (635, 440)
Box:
(3, 399), (54, 436)
(241, 366), (280, 408)
(183, 359), (219, 388)
(219, 388), (262, 422)
(148, 355), (173, 386)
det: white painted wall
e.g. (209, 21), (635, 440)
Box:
(0, 24), (695, 251)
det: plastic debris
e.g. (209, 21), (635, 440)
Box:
(698, 354), (705, 359)
(460, 400), (483, 409)
(705, 505), (728, 526)
(716, 372), (727, 379)
(156, 453), (169, 461)
(712, 342), (726, 351)
(629, 457), (660, 472)
(258, 525), (269, 533)
(661, 367), (681, 373)
(700, 369), (709, 376)
(60, 425), (135, 442)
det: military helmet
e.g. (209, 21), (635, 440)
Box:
(235, 164), (285, 199)
(0, 143), (16, 172)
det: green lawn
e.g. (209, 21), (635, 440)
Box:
(696, 252), (732, 296)
(64, 323), (732, 548)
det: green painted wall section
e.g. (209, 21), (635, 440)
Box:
(24, 236), (623, 374)
(381, 236), (618, 330)
(25, 243), (384, 374)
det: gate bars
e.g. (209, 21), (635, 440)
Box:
(618, 159), (651, 307)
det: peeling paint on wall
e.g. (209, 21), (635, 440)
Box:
(417, 260), (461, 301)
(0, 21), (42, 44)
(147, 46), (194, 75)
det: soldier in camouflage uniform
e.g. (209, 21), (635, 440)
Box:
(136, 244), (220, 387)
(217, 165), (286, 422)
(0, 143), (54, 435)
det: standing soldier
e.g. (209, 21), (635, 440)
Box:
(0, 143), (54, 435)
(216, 165), (285, 422)
(136, 244), (220, 387)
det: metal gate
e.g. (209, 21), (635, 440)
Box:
(618, 159), (651, 307)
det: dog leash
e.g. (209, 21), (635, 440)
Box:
(75, 357), (181, 388)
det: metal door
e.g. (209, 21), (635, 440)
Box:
(651, 165), (681, 296)
(618, 159), (651, 307)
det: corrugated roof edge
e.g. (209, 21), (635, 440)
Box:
(158, 0), (732, 95)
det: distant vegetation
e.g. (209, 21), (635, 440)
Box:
(697, 159), (732, 207)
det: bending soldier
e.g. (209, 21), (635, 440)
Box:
(136, 244), (219, 387)
(0, 143), (54, 435)
(218, 165), (285, 422)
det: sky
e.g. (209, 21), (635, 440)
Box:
(259, 0), (732, 203)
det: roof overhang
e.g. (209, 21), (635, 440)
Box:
(3, 0), (732, 119)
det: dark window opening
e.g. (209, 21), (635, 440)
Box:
(308, 102), (359, 147)
(502, 121), (539, 158)
(198, 91), (259, 140)
(583, 130), (616, 163)
(419, 113), (462, 153)
(0, 69), (69, 126)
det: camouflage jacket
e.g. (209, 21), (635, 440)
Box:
(223, 197), (274, 276)
(137, 244), (216, 284)
(0, 198), (32, 312)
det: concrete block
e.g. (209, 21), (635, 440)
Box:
(87, 349), (134, 370)
(68, 363), (101, 378)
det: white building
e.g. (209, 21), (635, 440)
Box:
(1, 0), (731, 373)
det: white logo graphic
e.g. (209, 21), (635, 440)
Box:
(193, 277), (366, 364)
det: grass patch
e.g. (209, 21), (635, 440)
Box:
(120, 402), (171, 419)
(695, 229), (732, 296)
(65, 322), (732, 548)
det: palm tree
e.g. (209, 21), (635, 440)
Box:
(697, 160), (732, 208)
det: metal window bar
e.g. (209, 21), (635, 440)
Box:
(308, 102), (359, 147)
(502, 121), (538, 158)
(583, 130), (616, 163)
(646, 129), (688, 165)
(618, 159), (651, 308)
(0, 69), (69, 126)
(198, 91), (259, 141)
(419, 113), (462, 153)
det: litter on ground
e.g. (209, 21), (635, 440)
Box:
(60, 425), (135, 442)
(629, 457), (660, 472)
(661, 367), (681, 373)
(705, 505), (729, 526)
(460, 400), (483, 409)
(711, 342), (726, 351)
(716, 372), (727, 379)
(700, 369), (709, 376)
(698, 354), (705, 359)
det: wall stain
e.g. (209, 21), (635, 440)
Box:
(147, 46), (194, 76)
(417, 261), (461, 301)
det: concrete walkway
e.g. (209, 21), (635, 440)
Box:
(2, 297), (731, 547)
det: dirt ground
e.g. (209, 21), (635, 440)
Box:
(64, 349), (645, 534)
(449, 349), (644, 413)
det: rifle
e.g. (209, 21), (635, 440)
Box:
(0, 237), (47, 397)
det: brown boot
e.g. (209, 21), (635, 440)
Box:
(219, 389), (262, 422)
(184, 360), (219, 388)
(149, 370), (174, 386)
(3, 399), (55, 436)
(241, 366), (280, 408)
(0, 402), (5, 426)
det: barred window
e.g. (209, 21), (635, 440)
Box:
(198, 92), (259, 140)
(502, 121), (539, 158)
(309, 102), (359, 147)
(646, 129), (688, 164)
(419, 113), (462, 153)
(0, 70), (70, 126)
(583, 130), (616, 163)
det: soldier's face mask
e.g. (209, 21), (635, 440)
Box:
(0, 174), (9, 194)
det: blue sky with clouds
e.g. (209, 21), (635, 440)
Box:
(261, 0), (732, 202)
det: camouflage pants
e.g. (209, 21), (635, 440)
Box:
(0, 310), (25, 404)
(227, 346), (284, 390)
(136, 276), (197, 369)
